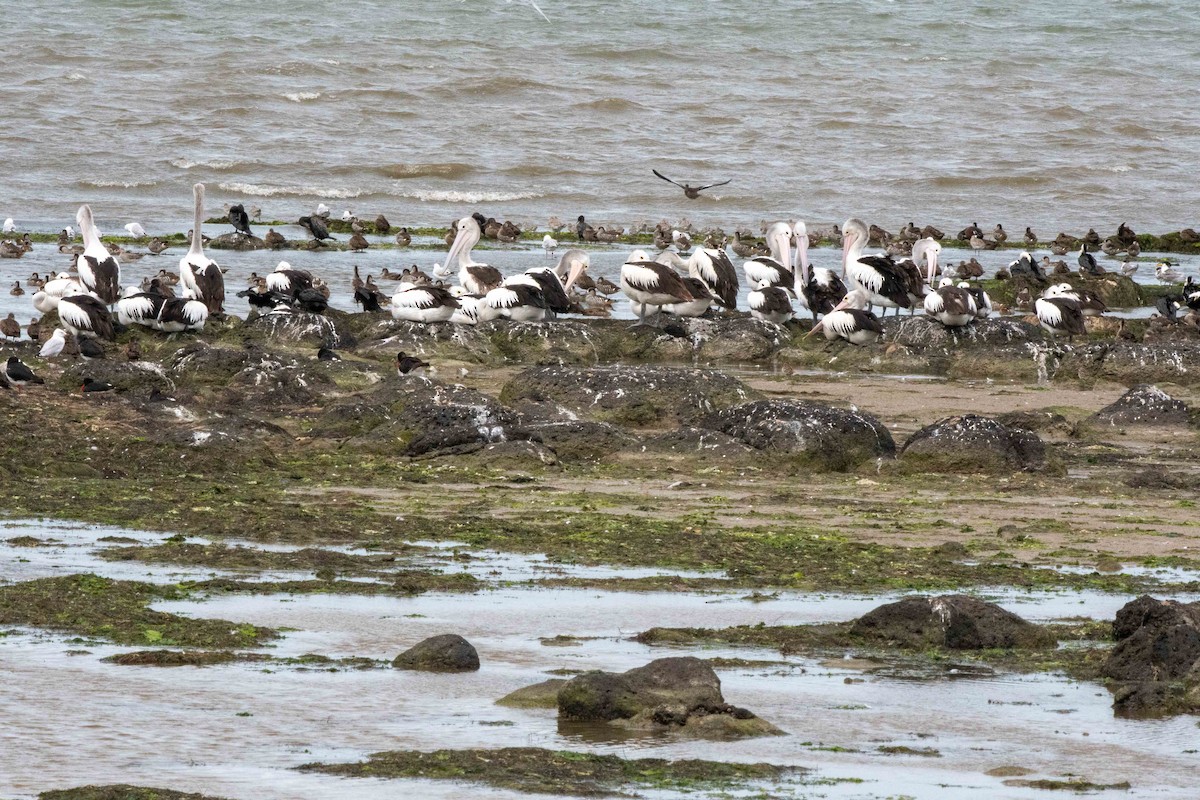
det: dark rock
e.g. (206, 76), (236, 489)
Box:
(637, 427), (756, 458)
(851, 595), (1053, 649)
(556, 656), (782, 738)
(1104, 596), (1200, 682)
(322, 378), (525, 456)
(522, 420), (635, 460)
(899, 414), (1046, 472)
(1122, 467), (1200, 491)
(1091, 384), (1192, 426)
(207, 232), (268, 251)
(241, 310), (353, 347)
(1106, 595), (1200, 717)
(885, 316), (1039, 350)
(392, 633), (480, 672)
(696, 399), (894, 469)
(558, 670), (646, 722)
(995, 409), (1070, 434)
(170, 342), (256, 384)
(502, 365), (757, 428)
(685, 317), (790, 361)
(57, 360), (176, 395)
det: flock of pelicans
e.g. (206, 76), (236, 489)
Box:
(6, 183), (1200, 383)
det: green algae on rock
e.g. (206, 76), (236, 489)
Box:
(0, 574), (275, 648)
(38, 786), (232, 800)
(298, 746), (798, 796)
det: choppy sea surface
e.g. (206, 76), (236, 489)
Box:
(3, 0), (1200, 236)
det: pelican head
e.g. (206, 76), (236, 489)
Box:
(627, 249), (650, 263)
(439, 215), (482, 277)
(555, 249), (590, 292)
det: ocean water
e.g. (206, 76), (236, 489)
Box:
(3, 0), (1200, 237)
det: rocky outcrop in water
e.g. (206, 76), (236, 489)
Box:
(392, 633), (480, 672)
(1091, 384), (1192, 426)
(556, 656), (783, 739)
(696, 399), (895, 470)
(501, 365), (758, 428)
(900, 414), (1046, 472)
(851, 595), (1053, 649)
(1102, 596), (1200, 718)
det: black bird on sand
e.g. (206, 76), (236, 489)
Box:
(81, 377), (115, 393)
(5, 356), (43, 387)
(228, 204), (253, 236)
(395, 351), (430, 376)
(79, 338), (106, 361)
(652, 169), (731, 199)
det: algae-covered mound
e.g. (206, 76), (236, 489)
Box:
(1102, 595), (1200, 718)
(556, 656), (784, 738)
(696, 399), (895, 469)
(39, 786), (232, 800)
(851, 595), (1054, 649)
(899, 414), (1046, 472)
(0, 574), (275, 648)
(1091, 384), (1193, 426)
(314, 376), (527, 455)
(299, 746), (797, 796)
(501, 364), (758, 427)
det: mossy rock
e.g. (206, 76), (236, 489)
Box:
(501, 365), (758, 428)
(696, 399), (895, 470)
(496, 678), (566, 709)
(899, 414), (1047, 473)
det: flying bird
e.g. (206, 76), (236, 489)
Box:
(652, 169), (731, 199)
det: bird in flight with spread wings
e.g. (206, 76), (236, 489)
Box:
(652, 169), (731, 199)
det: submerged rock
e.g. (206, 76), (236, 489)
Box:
(496, 678), (567, 709)
(900, 414), (1046, 472)
(851, 595), (1053, 649)
(1091, 384), (1192, 426)
(696, 399), (894, 469)
(502, 365), (757, 428)
(556, 656), (783, 739)
(1102, 596), (1200, 717)
(392, 633), (480, 672)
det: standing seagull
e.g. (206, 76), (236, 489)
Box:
(651, 170), (731, 199)
(124, 222), (147, 239)
(180, 184), (225, 314)
(76, 205), (121, 304)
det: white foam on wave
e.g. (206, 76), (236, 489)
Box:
(399, 189), (543, 203)
(218, 182), (365, 199)
(78, 179), (157, 189)
(64, 72), (87, 82)
(283, 92), (321, 102)
(171, 158), (237, 170)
